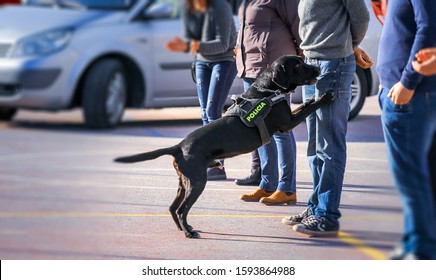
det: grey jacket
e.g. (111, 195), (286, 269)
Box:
(182, 0), (236, 63)
(236, 0), (301, 79)
(298, 0), (369, 59)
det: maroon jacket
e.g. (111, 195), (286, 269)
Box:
(236, 0), (301, 79)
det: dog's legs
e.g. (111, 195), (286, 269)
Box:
(177, 174), (207, 238)
(289, 92), (334, 129)
(170, 159), (194, 232)
(169, 177), (185, 231)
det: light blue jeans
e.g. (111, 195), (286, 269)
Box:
(303, 55), (355, 226)
(243, 78), (297, 193)
(196, 60), (237, 125)
(379, 86), (436, 259)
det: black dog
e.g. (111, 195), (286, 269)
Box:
(114, 55), (333, 238)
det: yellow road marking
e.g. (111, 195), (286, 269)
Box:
(338, 231), (387, 260)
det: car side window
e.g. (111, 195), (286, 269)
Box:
(148, 0), (181, 19)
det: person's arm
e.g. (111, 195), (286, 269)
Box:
(400, 0), (436, 90)
(197, 2), (233, 55)
(412, 47), (436, 76)
(343, 0), (370, 48)
(166, 7), (191, 53)
(389, 1), (436, 105)
(276, 0), (301, 53)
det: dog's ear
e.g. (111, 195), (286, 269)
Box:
(271, 60), (294, 91)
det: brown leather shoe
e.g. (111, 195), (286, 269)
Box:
(259, 190), (297, 205)
(240, 188), (274, 202)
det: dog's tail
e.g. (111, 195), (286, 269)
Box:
(114, 145), (179, 163)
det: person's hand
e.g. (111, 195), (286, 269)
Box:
(388, 81), (414, 105)
(166, 36), (188, 52)
(233, 47), (237, 59)
(189, 40), (200, 55)
(354, 47), (373, 69)
(412, 48), (436, 76)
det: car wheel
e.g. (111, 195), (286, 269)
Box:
(82, 59), (127, 129)
(0, 107), (17, 121)
(349, 66), (369, 121)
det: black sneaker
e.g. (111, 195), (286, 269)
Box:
(282, 208), (309, 225)
(292, 215), (339, 237)
(234, 167), (260, 186)
(207, 166), (227, 180)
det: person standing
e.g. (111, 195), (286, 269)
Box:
(235, 0), (301, 205)
(282, 0), (370, 237)
(166, 0), (237, 181)
(377, 0), (436, 259)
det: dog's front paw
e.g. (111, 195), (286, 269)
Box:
(185, 230), (201, 238)
(320, 91), (335, 102)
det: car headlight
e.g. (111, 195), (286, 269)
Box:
(10, 29), (73, 57)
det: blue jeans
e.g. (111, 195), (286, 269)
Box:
(303, 55), (355, 226)
(243, 78), (297, 193)
(196, 60), (237, 125)
(379, 87), (436, 259)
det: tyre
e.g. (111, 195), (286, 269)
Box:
(0, 107), (17, 121)
(82, 59), (127, 129)
(349, 66), (369, 121)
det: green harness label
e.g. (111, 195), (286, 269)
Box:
(245, 101), (267, 122)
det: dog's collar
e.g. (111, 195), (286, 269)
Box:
(252, 85), (285, 96)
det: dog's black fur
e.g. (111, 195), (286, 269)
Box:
(114, 55), (333, 238)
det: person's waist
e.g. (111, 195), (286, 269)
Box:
(306, 53), (355, 63)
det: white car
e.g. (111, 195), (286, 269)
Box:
(0, 0), (243, 128)
(0, 0), (380, 128)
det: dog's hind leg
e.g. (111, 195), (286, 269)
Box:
(169, 177), (185, 231)
(176, 173), (207, 238)
(170, 159), (194, 232)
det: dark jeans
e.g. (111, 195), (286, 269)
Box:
(195, 60), (237, 125)
(379, 87), (436, 259)
(430, 134), (436, 204)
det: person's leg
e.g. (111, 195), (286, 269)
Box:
(257, 137), (279, 191)
(276, 130), (297, 194)
(236, 78), (262, 186)
(294, 55), (355, 237)
(380, 87), (436, 259)
(205, 61), (237, 180)
(259, 130), (297, 205)
(429, 133), (436, 205)
(195, 61), (212, 126)
(303, 81), (318, 214)
(282, 82), (317, 224)
(235, 150), (261, 185)
(205, 61), (237, 122)
(240, 130), (280, 202)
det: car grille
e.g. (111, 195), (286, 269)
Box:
(0, 44), (11, 57)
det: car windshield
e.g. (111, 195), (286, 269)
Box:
(23, 0), (138, 10)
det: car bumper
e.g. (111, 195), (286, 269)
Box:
(0, 53), (76, 110)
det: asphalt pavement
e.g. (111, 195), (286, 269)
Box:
(0, 95), (403, 260)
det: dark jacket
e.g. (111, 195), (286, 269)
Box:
(235, 0), (301, 79)
(182, 0), (236, 63)
(377, 0), (436, 91)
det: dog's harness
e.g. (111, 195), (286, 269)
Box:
(224, 88), (287, 145)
